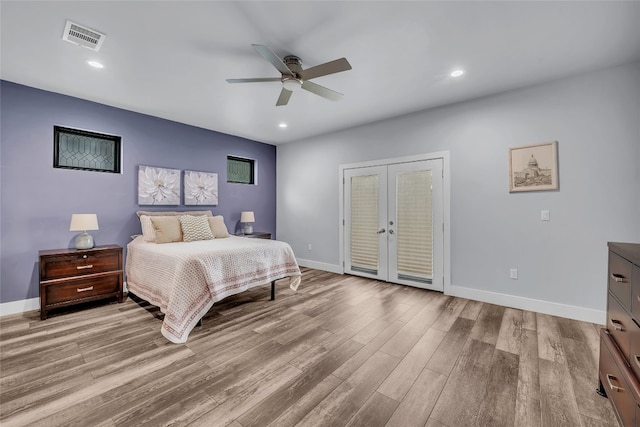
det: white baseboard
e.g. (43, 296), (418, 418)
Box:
(0, 279), (604, 325)
(296, 259), (343, 275)
(0, 297), (40, 317)
(448, 284), (606, 325)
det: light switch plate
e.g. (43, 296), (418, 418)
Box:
(541, 210), (550, 221)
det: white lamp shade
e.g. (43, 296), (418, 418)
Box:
(69, 214), (99, 231)
(240, 211), (255, 223)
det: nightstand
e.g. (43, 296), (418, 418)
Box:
(236, 232), (272, 240)
(39, 245), (123, 320)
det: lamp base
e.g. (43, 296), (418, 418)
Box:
(243, 224), (253, 235)
(75, 232), (95, 249)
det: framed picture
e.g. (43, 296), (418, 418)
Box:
(184, 170), (219, 205)
(138, 165), (180, 205)
(509, 141), (559, 192)
(54, 126), (121, 173)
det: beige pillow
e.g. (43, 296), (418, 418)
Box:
(180, 215), (213, 242)
(151, 216), (183, 243)
(208, 216), (230, 238)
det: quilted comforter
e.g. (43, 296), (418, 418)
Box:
(125, 236), (301, 343)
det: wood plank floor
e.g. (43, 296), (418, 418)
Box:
(0, 268), (619, 426)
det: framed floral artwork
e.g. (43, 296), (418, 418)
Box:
(184, 170), (218, 205)
(138, 165), (180, 205)
(508, 141), (559, 192)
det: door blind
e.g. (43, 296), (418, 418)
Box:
(396, 170), (432, 279)
(350, 175), (379, 273)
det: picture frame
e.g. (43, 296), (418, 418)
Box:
(53, 125), (121, 173)
(138, 165), (181, 205)
(184, 170), (219, 205)
(508, 141), (559, 192)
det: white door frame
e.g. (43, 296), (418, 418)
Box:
(339, 151), (451, 295)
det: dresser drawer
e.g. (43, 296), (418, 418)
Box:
(608, 292), (631, 362)
(44, 273), (122, 306)
(600, 330), (636, 427)
(630, 318), (640, 381)
(41, 248), (121, 281)
(610, 251), (633, 312)
(632, 265), (640, 320)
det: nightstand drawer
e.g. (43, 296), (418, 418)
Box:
(41, 248), (121, 280)
(45, 273), (121, 306)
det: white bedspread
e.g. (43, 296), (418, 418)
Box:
(125, 236), (301, 343)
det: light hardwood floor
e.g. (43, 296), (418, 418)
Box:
(0, 268), (619, 426)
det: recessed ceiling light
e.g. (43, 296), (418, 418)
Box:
(87, 60), (104, 69)
(279, 123), (288, 128)
(450, 69), (464, 78)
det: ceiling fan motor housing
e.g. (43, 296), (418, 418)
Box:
(283, 55), (303, 75)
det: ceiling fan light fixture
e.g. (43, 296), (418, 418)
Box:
(282, 78), (302, 91)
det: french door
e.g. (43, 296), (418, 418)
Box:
(344, 159), (443, 291)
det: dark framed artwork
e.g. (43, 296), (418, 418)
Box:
(54, 126), (121, 173)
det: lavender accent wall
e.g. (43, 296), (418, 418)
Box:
(0, 80), (276, 304)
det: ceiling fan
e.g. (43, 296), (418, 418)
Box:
(226, 44), (352, 106)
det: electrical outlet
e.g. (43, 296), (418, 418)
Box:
(510, 268), (518, 280)
(308, 244), (312, 251)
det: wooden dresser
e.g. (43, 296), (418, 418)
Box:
(39, 245), (123, 320)
(599, 242), (640, 426)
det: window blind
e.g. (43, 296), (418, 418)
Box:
(350, 175), (379, 273)
(396, 170), (432, 279)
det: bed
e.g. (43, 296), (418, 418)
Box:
(125, 211), (301, 343)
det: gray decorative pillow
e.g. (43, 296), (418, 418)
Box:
(180, 215), (213, 242)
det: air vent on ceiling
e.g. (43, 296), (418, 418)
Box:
(62, 20), (106, 51)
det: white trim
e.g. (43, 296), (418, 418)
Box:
(0, 297), (40, 317)
(447, 284), (605, 325)
(296, 258), (343, 275)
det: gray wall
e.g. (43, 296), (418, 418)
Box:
(277, 61), (640, 318)
(0, 81), (276, 305)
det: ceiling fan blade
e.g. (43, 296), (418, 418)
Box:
(226, 78), (281, 83)
(298, 58), (352, 81)
(276, 88), (293, 106)
(252, 44), (293, 76)
(301, 81), (343, 101)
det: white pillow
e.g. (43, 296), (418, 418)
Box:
(140, 215), (157, 242)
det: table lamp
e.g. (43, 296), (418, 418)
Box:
(70, 214), (99, 249)
(240, 211), (255, 235)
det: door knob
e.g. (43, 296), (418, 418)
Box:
(377, 228), (386, 234)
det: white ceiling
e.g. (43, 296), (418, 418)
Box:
(2, 1), (639, 145)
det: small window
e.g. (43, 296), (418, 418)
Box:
(227, 156), (255, 184)
(54, 126), (121, 173)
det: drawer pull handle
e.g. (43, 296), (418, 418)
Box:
(611, 273), (626, 283)
(606, 374), (624, 392)
(77, 286), (94, 293)
(76, 265), (94, 270)
(610, 318), (624, 331)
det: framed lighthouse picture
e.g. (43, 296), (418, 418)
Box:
(508, 141), (559, 192)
